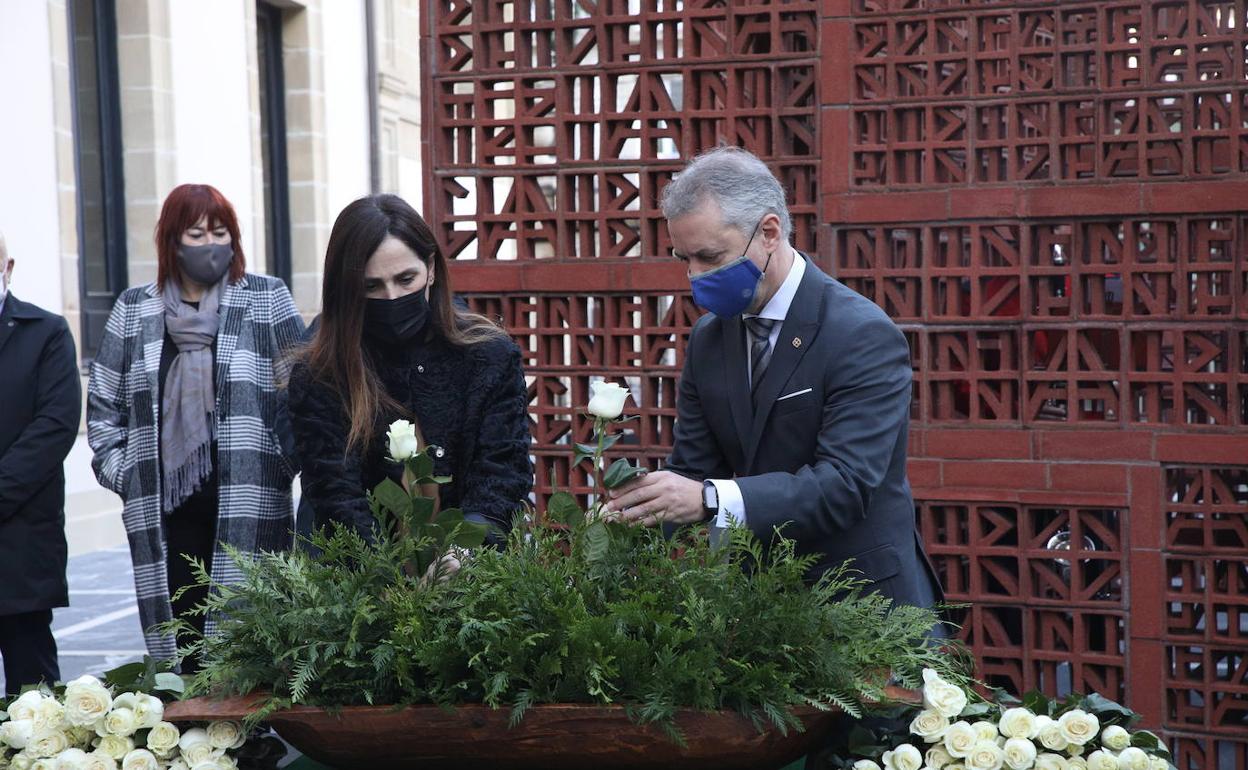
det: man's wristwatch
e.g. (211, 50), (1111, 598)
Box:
(701, 480), (719, 520)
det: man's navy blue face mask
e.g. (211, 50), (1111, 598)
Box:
(688, 217), (773, 319)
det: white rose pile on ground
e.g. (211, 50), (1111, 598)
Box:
(849, 669), (1174, 770)
(0, 676), (246, 770)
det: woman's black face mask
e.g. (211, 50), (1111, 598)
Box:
(363, 290), (430, 345)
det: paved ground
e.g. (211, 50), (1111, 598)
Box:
(52, 545), (148, 680)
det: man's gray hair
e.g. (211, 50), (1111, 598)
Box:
(660, 146), (792, 239)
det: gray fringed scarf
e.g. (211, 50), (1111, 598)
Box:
(161, 278), (222, 511)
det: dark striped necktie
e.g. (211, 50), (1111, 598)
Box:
(744, 316), (777, 393)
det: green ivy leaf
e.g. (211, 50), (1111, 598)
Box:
(603, 459), (645, 490)
(584, 521), (610, 562)
(547, 492), (584, 528)
(374, 478), (411, 516)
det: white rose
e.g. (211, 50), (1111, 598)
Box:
(973, 722), (999, 742)
(204, 722), (244, 752)
(8, 692), (46, 722)
(178, 744), (214, 768)
(63, 679), (113, 729)
(1002, 737), (1038, 770)
(130, 698), (162, 732)
(1035, 754), (1068, 770)
(883, 744), (924, 770)
(1116, 748), (1148, 770)
(853, 762), (883, 770)
(26, 732), (69, 760)
(1067, 758), (1089, 770)
(587, 381), (630, 420)
(1, 719), (35, 749)
(385, 419), (420, 461)
(166, 761), (189, 770)
(119, 750), (158, 770)
(32, 699), (65, 736)
(999, 708), (1039, 740)
(93, 736), (133, 761)
(965, 740), (1005, 770)
(83, 753), (117, 770)
(927, 746), (955, 769)
(141, 722), (178, 758)
(1100, 726), (1130, 752)
(29, 761), (55, 770)
(945, 722), (979, 759)
(1086, 751), (1119, 770)
(177, 728), (209, 755)
(189, 763), (220, 770)
(106, 696), (137, 714)
(911, 710), (952, 742)
(100, 709), (135, 739)
(1037, 720), (1068, 752)
(10, 754), (35, 770)
(922, 670), (969, 719)
(1147, 758), (1167, 770)
(1058, 711), (1099, 747)
(52, 748), (90, 770)
(215, 755), (238, 770)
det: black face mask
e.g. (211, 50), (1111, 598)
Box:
(363, 291), (430, 345)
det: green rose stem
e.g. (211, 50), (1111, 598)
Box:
(592, 416), (608, 514)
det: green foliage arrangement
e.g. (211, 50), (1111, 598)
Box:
(174, 483), (970, 738)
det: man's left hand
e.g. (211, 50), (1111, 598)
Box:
(605, 470), (704, 527)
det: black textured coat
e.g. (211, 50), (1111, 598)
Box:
(288, 330), (532, 541)
(0, 295), (81, 615)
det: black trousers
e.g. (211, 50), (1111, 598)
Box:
(0, 609), (59, 696)
(165, 495), (217, 675)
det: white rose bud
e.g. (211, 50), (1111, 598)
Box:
(143, 722), (180, 757)
(944, 722), (979, 759)
(999, 708), (1039, 740)
(922, 670), (969, 719)
(1067, 758), (1090, 770)
(853, 762), (883, 770)
(883, 744), (924, 770)
(1147, 758), (1168, 770)
(1, 719), (35, 750)
(911, 709), (952, 742)
(1086, 751), (1119, 770)
(1035, 754), (1069, 770)
(131, 697), (162, 732)
(83, 752), (118, 770)
(927, 746), (956, 769)
(1002, 737), (1038, 770)
(965, 740), (1005, 770)
(62, 677), (114, 730)
(1116, 748), (1148, 770)
(8, 691), (45, 722)
(1100, 726), (1130, 752)
(587, 381), (630, 420)
(27, 731), (70, 760)
(94, 736), (134, 761)
(1058, 710), (1100, 747)
(1037, 720), (1069, 752)
(385, 419), (420, 462)
(119, 750), (158, 770)
(52, 748), (90, 770)
(205, 722), (245, 752)
(100, 709), (136, 739)
(973, 722), (999, 742)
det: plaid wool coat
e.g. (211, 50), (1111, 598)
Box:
(87, 274), (305, 659)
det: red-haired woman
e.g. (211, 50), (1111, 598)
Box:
(87, 183), (305, 665)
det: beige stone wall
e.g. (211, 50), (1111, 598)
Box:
(376, 0), (422, 204)
(47, 0), (83, 366)
(116, 0), (176, 285)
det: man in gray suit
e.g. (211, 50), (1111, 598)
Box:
(608, 147), (941, 610)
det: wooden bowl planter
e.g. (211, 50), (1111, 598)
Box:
(164, 690), (912, 770)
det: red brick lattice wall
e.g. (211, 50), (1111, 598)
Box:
(420, 2), (1248, 766)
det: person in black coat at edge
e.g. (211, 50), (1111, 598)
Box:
(288, 194), (532, 548)
(0, 231), (82, 695)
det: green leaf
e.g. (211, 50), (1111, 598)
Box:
(431, 476), (453, 485)
(959, 702), (994, 719)
(373, 478), (411, 515)
(1022, 691), (1052, 716)
(600, 433), (623, 452)
(154, 672), (185, 694)
(573, 443), (597, 467)
(452, 522), (488, 549)
(603, 459), (645, 490)
(584, 521), (610, 562)
(1130, 730), (1161, 751)
(1084, 692), (1136, 723)
(102, 661), (146, 690)
(613, 414), (640, 423)
(547, 492), (584, 528)
(411, 453), (435, 481)
(411, 497), (435, 527)
(436, 509), (465, 529)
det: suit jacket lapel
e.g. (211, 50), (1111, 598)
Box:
(0, 297), (17, 357)
(719, 313), (754, 457)
(745, 258), (825, 471)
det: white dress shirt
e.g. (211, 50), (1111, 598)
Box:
(708, 253), (807, 528)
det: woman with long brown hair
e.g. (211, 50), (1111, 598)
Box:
(87, 184), (305, 664)
(288, 194), (532, 541)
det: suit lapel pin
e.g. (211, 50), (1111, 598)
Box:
(792, 337), (802, 348)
